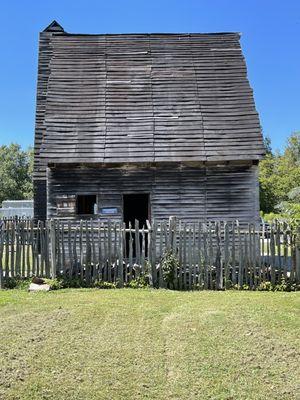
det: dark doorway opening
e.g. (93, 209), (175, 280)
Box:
(123, 193), (150, 228)
(123, 194), (150, 258)
(77, 194), (96, 215)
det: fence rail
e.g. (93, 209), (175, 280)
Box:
(0, 218), (299, 289)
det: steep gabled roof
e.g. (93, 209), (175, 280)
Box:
(37, 26), (264, 164)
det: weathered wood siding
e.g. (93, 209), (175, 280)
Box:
(33, 24), (65, 220)
(47, 163), (259, 222)
(34, 24), (264, 220)
(39, 32), (264, 164)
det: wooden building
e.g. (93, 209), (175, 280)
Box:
(33, 21), (265, 225)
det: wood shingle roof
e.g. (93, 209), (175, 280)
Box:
(37, 26), (264, 164)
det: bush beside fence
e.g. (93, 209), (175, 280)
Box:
(0, 218), (299, 290)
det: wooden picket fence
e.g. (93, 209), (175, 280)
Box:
(0, 218), (299, 289)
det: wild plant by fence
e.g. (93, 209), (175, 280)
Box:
(0, 218), (299, 289)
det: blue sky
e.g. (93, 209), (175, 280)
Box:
(0, 0), (299, 152)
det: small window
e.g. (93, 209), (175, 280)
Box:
(77, 195), (97, 215)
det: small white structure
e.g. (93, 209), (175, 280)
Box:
(0, 200), (33, 218)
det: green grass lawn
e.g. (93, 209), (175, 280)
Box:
(0, 289), (299, 400)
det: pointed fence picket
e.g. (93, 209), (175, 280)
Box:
(0, 218), (299, 289)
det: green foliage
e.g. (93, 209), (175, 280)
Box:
(94, 280), (117, 289)
(58, 277), (89, 288)
(259, 132), (300, 218)
(257, 279), (300, 292)
(2, 275), (299, 292)
(125, 277), (150, 289)
(44, 278), (64, 290)
(3, 277), (32, 289)
(161, 250), (179, 288)
(3, 277), (63, 290)
(232, 280), (300, 292)
(0, 144), (33, 204)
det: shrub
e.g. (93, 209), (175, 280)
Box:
(3, 277), (31, 290)
(161, 250), (179, 289)
(57, 277), (88, 288)
(125, 276), (149, 289)
(94, 281), (116, 289)
(44, 278), (64, 290)
(256, 279), (300, 292)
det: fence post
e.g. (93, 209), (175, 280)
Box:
(50, 219), (57, 279)
(146, 220), (153, 287)
(215, 222), (223, 290)
(0, 229), (3, 289)
(118, 223), (124, 287)
(296, 225), (300, 283)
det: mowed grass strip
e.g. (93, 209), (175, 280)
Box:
(0, 290), (299, 400)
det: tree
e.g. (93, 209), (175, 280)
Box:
(259, 136), (278, 213)
(0, 144), (33, 205)
(259, 132), (300, 218)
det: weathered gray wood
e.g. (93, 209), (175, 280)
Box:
(5, 224), (9, 278)
(107, 220), (112, 273)
(67, 221), (73, 277)
(187, 226), (192, 290)
(248, 224), (254, 289)
(61, 222), (66, 277)
(103, 222), (108, 281)
(33, 30), (264, 222)
(26, 222), (31, 277)
(15, 223), (21, 277)
(85, 221), (92, 285)
(237, 222), (243, 288)
(10, 223), (15, 277)
(191, 223), (196, 290)
(79, 220), (84, 280)
(97, 221), (102, 281)
(135, 219), (140, 266)
(202, 223), (209, 290)
(146, 220), (153, 286)
(141, 226), (146, 275)
(224, 222), (230, 288)
(270, 225), (276, 286)
(50, 219), (57, 278)
(21, 222), (26, 277)
(254, 227), (261, 286)
(182, 223), (187, 290)
(208, 222), (213, 289)
(215, 222), (223, 290)
(261, 222), (266, 280)
(128, 222), (133, 281)
(158, 221), (166, 288)
(0, 228), (4, 288)
(113, 222), (118, 269)
(1, 218), (297, 288)
(178, 226), (183, 290)
(91, 219), (96, 272)
(73, 225), (79, 277)
(43, 221), (48, 276)
(283, 222), (288, 281)
(231, 221), (236, 285)
(296, 225), (300, 283)
(118, 223), (124, 287)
